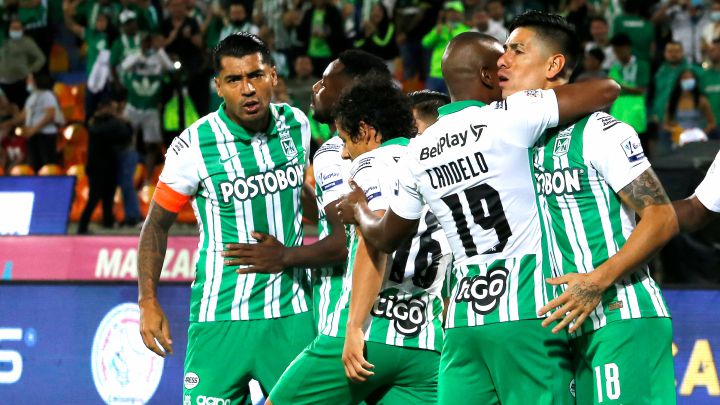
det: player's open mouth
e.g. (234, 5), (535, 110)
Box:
(243, 100), (260, 113)
(498, 74), (509, 87)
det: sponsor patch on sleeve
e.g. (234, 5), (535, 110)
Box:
(318, 167), (343, 191)
(364, 185), (382, 202)
(620, 137), (646, 164)
(524, 89), (542, 103)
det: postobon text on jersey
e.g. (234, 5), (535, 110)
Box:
(219, 164), (304, 203)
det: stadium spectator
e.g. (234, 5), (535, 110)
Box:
(563, 0), (591, 43)
(585, 16), (615, 70)
(613, 1), (654, 62)
(0, 88), (20, 171)
(77, 95), (133, 234)
(702, 39), (720, 139)
(702, 1), (720, 59)
(421, 1), (470, 93)
(121, 33), (173, 184)
(73, 0), (122, 28)
(652, 0), (710, 64)
(297, 0), (347, 78)
(259, 24), (289, 78)
(110, 10), (143, 86)
(609, 33), (650, 135)
(0, 18), (45, 108)
(469, 4), (508, 41)
(407, 89), (449, 134)
(17, 0), (51, 70)
(394, 0), (437, 83)
(664, 69), (715, 147)
(14, 73), (62, 172)
(651, 41), (700, 125)
(354, 2), (399, 72)
(576, 47), (608, 82)
(113, 88), (141, 227)
(286, 55), (316, 114)
(485, 0), (507, 27)
(63, 1), (116, 121)
(220, 2), (260, 40)
(162, 0), (208, 116)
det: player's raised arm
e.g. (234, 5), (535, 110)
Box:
(137, 200), (178, 357)
(553, 78), (620, 125)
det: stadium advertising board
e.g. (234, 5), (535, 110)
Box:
(0, 235), (320, 282)
(0, 284), (717, 403)
(0, 176), (75, 235)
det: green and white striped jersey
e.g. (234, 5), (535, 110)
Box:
(160, 103), (312, 322)
(390, 92), (562, 329)
(312, 136), (351, 333)
(532, 112), (670, 337)
(321, 138), (452, 352)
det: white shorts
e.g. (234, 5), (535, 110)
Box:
(124, 105), (162, 144)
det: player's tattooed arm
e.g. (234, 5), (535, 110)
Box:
(618, 168), (671, 213)
(137, 201), (178, 357)
(540, 168), (678, 333)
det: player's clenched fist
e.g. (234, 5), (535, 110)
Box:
(336, 180), (368, 225)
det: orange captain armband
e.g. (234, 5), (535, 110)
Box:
(153, 181), (191, 213)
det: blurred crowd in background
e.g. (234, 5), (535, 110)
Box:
(0, 0), (718, 281)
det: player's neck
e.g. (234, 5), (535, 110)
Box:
(543, 78), (568, 91)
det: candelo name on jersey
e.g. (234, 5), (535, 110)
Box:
(219, 164), (304, 203)
(425, 151), (490, 190)
(371, 294), (428, 337)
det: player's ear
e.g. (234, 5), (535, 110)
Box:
(546, 53), (566, 80)
(270, 66), (278, 86)
(214, 76), (222, 98)
(480, 66), (495, 88)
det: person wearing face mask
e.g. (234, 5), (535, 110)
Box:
(663, 69), (716, 149)
(702, 0), (720, 59)
(0, 18), (45, 108)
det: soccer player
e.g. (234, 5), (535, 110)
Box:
(408, 90), (451, 135)
(498, 12), (678, 404)
(137, 33), (316, 403)
(336, 31), (619, 404)
(221, 49), (393, 336)
(269, 76), (452, 405)
(673, 149), (720, 231)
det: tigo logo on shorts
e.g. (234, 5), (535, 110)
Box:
(184, 372), (200, 390)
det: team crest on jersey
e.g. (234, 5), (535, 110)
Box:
(553, 126), (574, 157)
(276, 115), (298, 160)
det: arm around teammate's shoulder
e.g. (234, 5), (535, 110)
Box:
(553, 78), (620, 125)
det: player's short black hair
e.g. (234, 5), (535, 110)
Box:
(408, 90), (450, 122)
(509, 11), (581, 76)
(335, 76), (417, 143)
(610, 33), (632, 48)
(587, 47), (606, 64)
(336, 49), (392, 81)
(213, 32), (273, 73)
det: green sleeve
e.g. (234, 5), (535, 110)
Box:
(422, 27), (440, 48)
